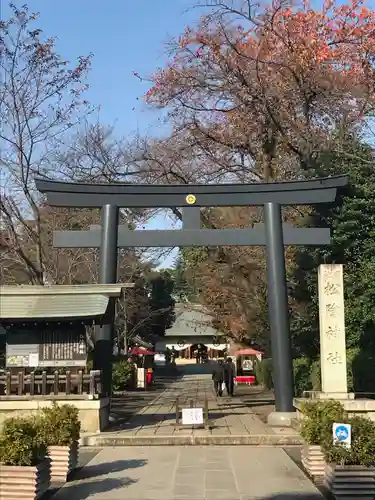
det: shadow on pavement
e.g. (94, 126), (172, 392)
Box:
(107, 367), (183, 431)
(114, 412), (178, 430)
(241, 399), (275, 407)
(50, 477), (137, 499)
(72, 459), (147, 480)
(177, 362), (214, 375)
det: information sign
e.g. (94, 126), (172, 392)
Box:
(6, 326), (87, 368)
(182, 407), (204, 426)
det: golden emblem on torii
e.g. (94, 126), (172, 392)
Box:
(185, 194), (196, 205)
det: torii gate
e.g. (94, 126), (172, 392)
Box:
(36, 175), (347, 421)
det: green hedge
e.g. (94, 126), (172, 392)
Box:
(310, 359), (321, 391)
(0, 416), (46, 466)
(112, 359), (135, 391)
(37, 403), (80, 446)
(254, 358), (274, 389)
(293, 348), (375, 396)
(254, 349), (375, 396)
(293, 357), (311, 396)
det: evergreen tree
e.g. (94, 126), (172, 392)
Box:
(290, 139), (375, 390)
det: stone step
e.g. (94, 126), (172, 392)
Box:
(80, 433), (303, 446)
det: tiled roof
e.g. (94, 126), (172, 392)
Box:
(0, 284), (133, 320)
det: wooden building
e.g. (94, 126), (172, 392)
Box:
(155, 303), (229, 359)
(0, 283), (133, 432)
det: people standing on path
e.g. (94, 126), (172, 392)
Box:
(164, 347), (171, 365)
(224, 357), (236, 396)
(170, 346), (177, 365)
(195, 349), (200, 364)
(212, 359), (225, 397)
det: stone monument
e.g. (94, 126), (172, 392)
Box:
(318, 264), (349, 398)
(294, 263), (375, 421)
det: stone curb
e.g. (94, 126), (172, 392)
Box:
(80, 433), (303, 447)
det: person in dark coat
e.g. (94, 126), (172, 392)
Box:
(212, 360), (225, 397)
(224, 357), (236, 396)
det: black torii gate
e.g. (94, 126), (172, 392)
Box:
(36, 176), (347, 417)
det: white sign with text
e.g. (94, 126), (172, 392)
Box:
(28, 353), (39, 367)
(182, 407), (204, 426)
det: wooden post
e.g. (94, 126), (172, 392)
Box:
(175, 396), (180, 424)
(78, 370), (83, 395)
(6, 371), (11, 395)
(41, 371), (47, 395)
(204, 396), (209, 428)
(17, 371), (24, 396)
(66, 371), (71, 395)
(53, 371), (59, 395)
(30, 371), (35, 396)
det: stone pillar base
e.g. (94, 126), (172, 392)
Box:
(294, 397), (375, 423)
(267, 411), (297, 427)
(302, 391), (355, 400)
(0, 397), (110, 433)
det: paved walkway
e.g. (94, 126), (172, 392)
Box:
(83, 365), (301, 446)
(52, 446), (323, 499)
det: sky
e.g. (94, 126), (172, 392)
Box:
(3, 0), (209, 267)
(3, 0), (204, 134)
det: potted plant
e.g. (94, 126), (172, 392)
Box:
(322, 415), (375, 499)
(0, 416), (50, 500)
(299, 400), (347, 480)
(38, 403), (80, 482)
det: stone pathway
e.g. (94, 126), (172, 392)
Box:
(82, 367), (301, 446)
(52, 446), (323, 499)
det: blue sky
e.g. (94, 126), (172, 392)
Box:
(4, 1), (203, 135)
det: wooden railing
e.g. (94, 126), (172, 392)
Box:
(0, 370), (102, 398)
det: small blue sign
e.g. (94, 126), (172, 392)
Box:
(335, 425), (349, 441)
(333, 423), (351, 448)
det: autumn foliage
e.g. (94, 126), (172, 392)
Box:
(145, 0), (375, 180)
(141, 0), (375, 344)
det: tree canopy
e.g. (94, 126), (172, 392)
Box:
(145, 0), (375, 181)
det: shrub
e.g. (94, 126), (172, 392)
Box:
(351, 350), (375, 393)
(321, 415), (375, 467)
(254, 358), (263, 385)
(0, 416), (46, 466)
(306, 350), (375, 395)
(260, 358), (274, 390)
(293, 357), (311, 396)
(38, 403), (80, 446)
(300, 400), (347, 446)
(112, 359), (134, 392)
(309, 359), (321, 391)
(346, 348), (359, 392)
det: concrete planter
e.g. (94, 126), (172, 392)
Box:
(0, 457), (51, 500)
(324, 463), (375, 499)
(301, 444), (326, 479)
(48, 442), (79, 482)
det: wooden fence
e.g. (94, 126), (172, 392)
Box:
(0, 370), (102, 398)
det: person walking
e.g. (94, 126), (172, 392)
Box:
(212, 359), (225, 397)
(224, 357), (236, 396)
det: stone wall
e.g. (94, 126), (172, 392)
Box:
(0, 397), (110, 433)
